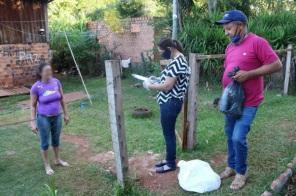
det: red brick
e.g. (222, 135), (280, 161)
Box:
(0, 43), (50, 88)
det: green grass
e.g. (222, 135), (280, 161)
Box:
(0, 76), (295, 196)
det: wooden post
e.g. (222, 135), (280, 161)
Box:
(185, 53), (200, 150)
(44, 3), (50, 43)
(105, 60), (128, 187)
(181, 93), (189, 150)
(283, 44), (293, 95)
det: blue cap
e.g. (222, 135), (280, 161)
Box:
(216, 10), (247, 25)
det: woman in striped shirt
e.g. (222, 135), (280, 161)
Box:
(143, 38), (191, 173)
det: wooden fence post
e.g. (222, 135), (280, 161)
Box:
(105, 60), (128, 187)
(185, 53), (200, 150)
(283, 44), (293, 95)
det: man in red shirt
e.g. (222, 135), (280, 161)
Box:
(216, 10), (282, 190)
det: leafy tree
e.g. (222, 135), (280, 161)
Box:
(116, 0), (145, 18)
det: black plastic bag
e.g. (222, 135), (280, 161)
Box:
(219, 67), (245, 119)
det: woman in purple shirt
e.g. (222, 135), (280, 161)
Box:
(30, 63), (70, 175)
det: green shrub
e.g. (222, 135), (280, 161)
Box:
(50, 31), (101, 75)
(179, 9), (296, 81)
(116, 0), (144, 18)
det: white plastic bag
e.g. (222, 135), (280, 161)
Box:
(177, 159), (221, 193)
(120, 58), (131, 68)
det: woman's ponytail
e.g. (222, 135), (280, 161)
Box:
(158, 38), (184, 53)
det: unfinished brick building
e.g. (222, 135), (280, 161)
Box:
(0, 0), (52, 95)
(87, 17), (155, 63)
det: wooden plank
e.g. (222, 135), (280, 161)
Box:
(175, 129), (182, 145)
(0, 86), (30, 97)
(186, 53), (199, 150)
(181, 92), (188, 150)
(283, 44), (293, 95)
(105, 60), (128, 187)
(195, 49), (288, 61)
(44, 3), (49, 43)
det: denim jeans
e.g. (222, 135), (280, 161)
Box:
(37, 114), (62, 151)
(160, 98), (183, 167)
(224, 106), (258, 175)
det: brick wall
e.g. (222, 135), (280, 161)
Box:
(87, 17), (154, 63)
(0, 43), (50, 89)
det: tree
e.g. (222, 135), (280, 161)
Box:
(116, 0), (145, 18)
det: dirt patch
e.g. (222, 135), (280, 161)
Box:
(210, 153), (227, 167)
(88, 151), (115, 169)
(63, 135), (179, 195)
(89, 150), (179, 195)
(62, 134), (91, 159)
(17, 91), (86, 109)
(130, 152), (179, 195)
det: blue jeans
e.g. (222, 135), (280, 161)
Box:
(37, 114), (62, 151)
(224, 106), (258, 175)
(160, 98), (183, 167)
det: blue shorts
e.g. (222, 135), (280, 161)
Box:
(37, 114), (62, 151)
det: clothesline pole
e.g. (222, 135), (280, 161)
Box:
(64, 31), (93, 105)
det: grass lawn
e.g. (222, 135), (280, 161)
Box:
(0, 76), (295, 196)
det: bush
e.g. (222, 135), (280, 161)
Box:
(50, 31), (102, 76)
(116, 0), (144, 18)
(179, 10), (296, 81)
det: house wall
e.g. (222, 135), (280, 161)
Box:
(0, 43), (50, 89)
(0, 0), (49, 44)
(87, 17), (155, 63)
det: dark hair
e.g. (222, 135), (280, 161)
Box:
(37, 63), (50, 80)
(157, 38), (184, 53)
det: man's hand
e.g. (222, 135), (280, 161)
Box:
(233, 70), (251, 83)
(64, 114), (70, 125)
(31, 122), (38, 135)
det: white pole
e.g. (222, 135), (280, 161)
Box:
(64, 32), (93, 105)
(105, 60), (128, 187)
(283, 44), (293, 95)
(172, 0), (178, 40)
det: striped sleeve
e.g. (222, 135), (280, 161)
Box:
(166, 56), (187, 77)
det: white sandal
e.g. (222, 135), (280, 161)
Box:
(55, 159), (70, 167)
(45, 165), (54, 175)
(230, 174), (247, 190)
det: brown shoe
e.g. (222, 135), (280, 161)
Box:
(230, 174), (247, 190)
(219, 167), (235, 179)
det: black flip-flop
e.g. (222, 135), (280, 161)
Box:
(155, 160), (167, 168)
(155, 164), (176, 173)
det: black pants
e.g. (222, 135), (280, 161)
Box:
(160, 98), (183, 167)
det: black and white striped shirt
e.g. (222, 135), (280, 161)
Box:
(157, 54), (191, 104)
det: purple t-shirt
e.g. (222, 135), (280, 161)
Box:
(31, 78), (62, 116)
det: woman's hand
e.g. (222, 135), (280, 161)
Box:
(143, 79), (152, 90)
(64, 114), (70, 125)
(31, 122), (38, 135)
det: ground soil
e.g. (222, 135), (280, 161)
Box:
(63, 133), (179, 195)
(210, 153), (227, 167)
(62, 134), (91, 159)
